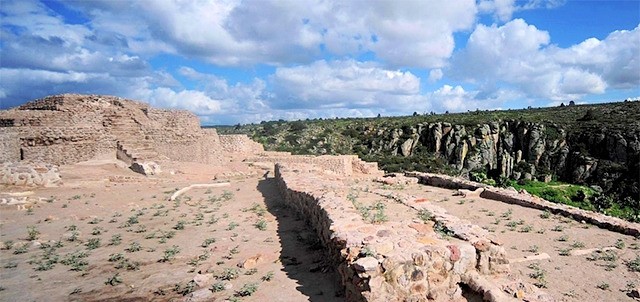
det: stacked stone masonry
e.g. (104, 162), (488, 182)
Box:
(1, 161), (61, 187)
(407, 172), (640, 237)
(219, 134), (265, 154)
(247, 153), (383, 176)
(0, 94), (258, 167)
(275, 163), (552, 302)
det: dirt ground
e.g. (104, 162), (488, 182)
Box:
(396, 183), (640, 302)
(0, 160), (340, 302)
(2, 160), (639, 302)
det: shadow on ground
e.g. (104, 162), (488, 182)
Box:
(257, 178), (342, 302)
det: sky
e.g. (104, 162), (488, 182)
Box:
(0, 0), (639, 125)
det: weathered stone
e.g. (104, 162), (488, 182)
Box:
(353, 257), (379, 272)
(0, 162), (61, 187)
(447, 245), (460, 262)
(185, 288), (214, 302)
(130, 161), (161, 176)
(192, 273), (213, 287)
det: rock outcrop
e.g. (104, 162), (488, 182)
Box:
(362, 121), (639, 202)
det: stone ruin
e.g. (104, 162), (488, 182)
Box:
(273, 163), (558, 302)
(8, 94), (636, 301)
(0, 94), (264, 179)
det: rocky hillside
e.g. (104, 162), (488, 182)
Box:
(216, 100), (640, 221)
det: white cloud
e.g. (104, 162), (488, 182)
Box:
(428, 69), (444, 82)
(429, 85), (475, 112)
(56, 0), (478, 68)
(141, 88), (222, 115)
(451, 19), (617, 101)
(172, 60), (430, 124)
(552, 25), (640, 89)
(478, 0), (566, 22)
(271, 60), (424, 111)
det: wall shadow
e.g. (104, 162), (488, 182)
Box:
(257, 177), (342, 302)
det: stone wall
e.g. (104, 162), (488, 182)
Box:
(246, 153), (383, 176)
(219, 134), (265, 154)
(274, 163), (549, 301)
(0, 128), (20, 163)
(1, 161), (61, 187)
(407, 171), (640, 237)
(0, 94), (227, 166)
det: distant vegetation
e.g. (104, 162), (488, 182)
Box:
(213, 100), (640, 221)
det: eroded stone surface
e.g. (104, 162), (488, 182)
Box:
(275, 163), (553, 302)
(0, 161), (61, 187)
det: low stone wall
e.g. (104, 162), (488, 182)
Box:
(1, 161), (61, 187)
(219, 134), (265, 154)
(352, 158), (383, 175)
(274, 163), (550, 301)
(372, 189), (510, 276)
(407, 172), (640, 237)
(247, 154), (383, 177)
(0, 129), (20, 163)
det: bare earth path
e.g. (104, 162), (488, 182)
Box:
(0, 161), (339, 301)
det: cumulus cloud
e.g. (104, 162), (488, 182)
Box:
(57, 0), (478, 68)
(173, 61), (431, 124)
(270, 60), (425, 111)
(478, 0), (566, 22)
(427, 84), (523, 112)
(552, 25), (640, 89)
(428, 69), (444, 82)
(450, 19), (627, 101)
(141, 88), (222, 115)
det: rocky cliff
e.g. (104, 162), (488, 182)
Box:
(362, 120), (639, 202)
(220, 100), (640, 220)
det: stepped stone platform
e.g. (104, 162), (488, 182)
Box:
(0, 94), (263, 176)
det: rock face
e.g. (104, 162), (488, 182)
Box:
(364, 121), (639, 201)
(0, 94), (264, 175)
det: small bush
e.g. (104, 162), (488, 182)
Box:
(254, 219), (267, 231)
(218, 268), (240, 280)
(159, 245), (180, 262)
(627, 255), (640, 272)
(210, 281), (226, 292)
(27, 226), (40, 241)
(105, 273), (123, 286)
(235, 282), (259, 297)
(85, 238), (101, 250)
(202, 238), (216, 247)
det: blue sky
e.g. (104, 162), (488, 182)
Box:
(1, 0), (638, 125)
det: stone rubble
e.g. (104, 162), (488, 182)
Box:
(275, 163), (554, 302)
(0, 161), (61, 187)
(407, 171), (640, 237)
